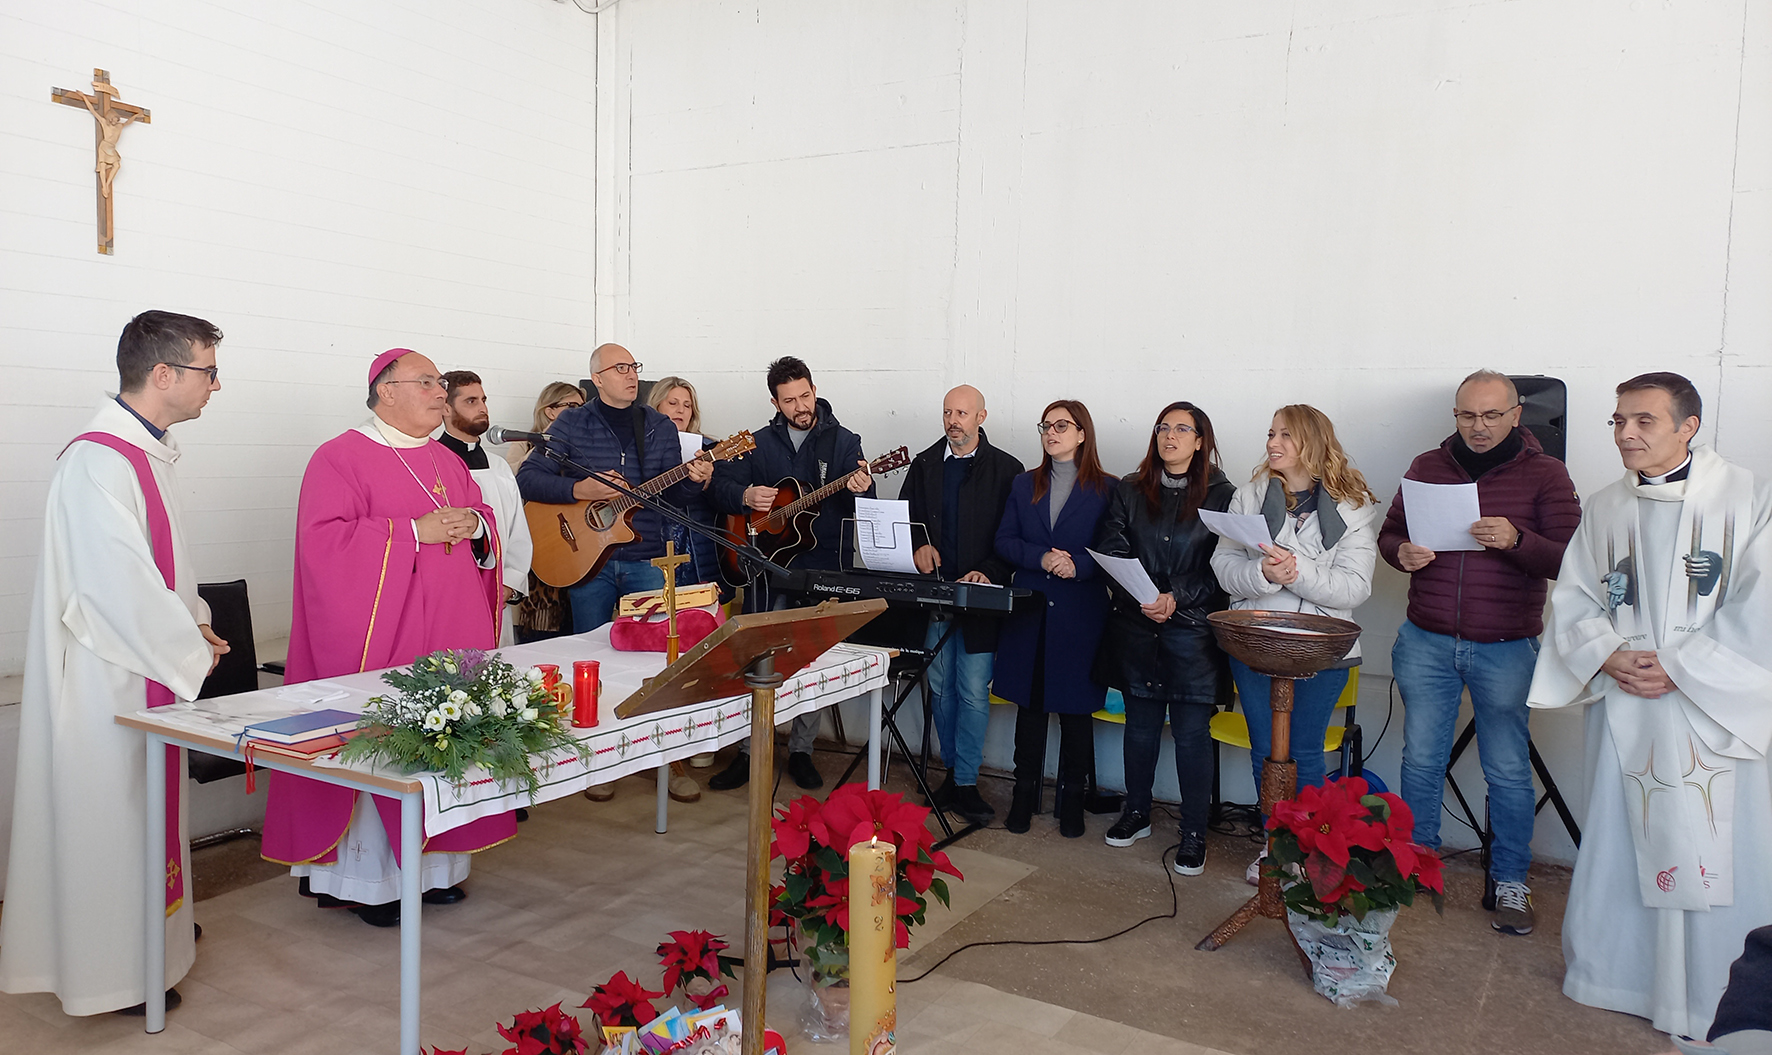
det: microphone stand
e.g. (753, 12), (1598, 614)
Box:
(537, 443), (799, 595)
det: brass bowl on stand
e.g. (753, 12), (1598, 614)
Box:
(1196, 609), (1361, 962)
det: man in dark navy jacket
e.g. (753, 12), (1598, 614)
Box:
(1378, 369), (1581, 938)
(900, 385), (1022, 826)
(516, 343), (712, 634)
(707, 356), (874, 790)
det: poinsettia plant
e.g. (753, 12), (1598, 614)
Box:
(1266, 776), (1446, 925)
(656, 930), (739, 1011)
(425, 1002), (589, 1055)
(770, 785), (964, 976)
(581, 970), (665, 1030)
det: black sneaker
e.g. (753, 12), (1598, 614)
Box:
(1104, 811), (1152, 847)
(951, 785), (995, 826)
(925, 773), (956, 809)
(787, 751), (823, 789)
(1174, 829), (1207, 876)
(708, 753), (750, 790)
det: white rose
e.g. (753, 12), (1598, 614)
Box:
(526, 667), (545, 684)
(467, 701), (483, 717)
(448, 689), (470, 705)
(491, 698), (509, 718)
(440, 700), (463, 721)
(423, 711), (446, 731)
(487, 692), (504, 708)
(521, 707), (539, 723)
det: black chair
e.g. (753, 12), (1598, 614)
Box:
(189, 579), (269, 784)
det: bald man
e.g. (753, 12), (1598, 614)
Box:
(900, 385), (1024, 825)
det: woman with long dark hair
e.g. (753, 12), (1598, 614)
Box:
(1211, 403), (1378, 882)
(1091, 402), (1235, 875)
(994, 400), (1117, 837)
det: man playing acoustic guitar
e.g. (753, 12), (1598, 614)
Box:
(708, 355), (875, 790)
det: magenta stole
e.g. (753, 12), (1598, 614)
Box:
(64, 433), (185, 916)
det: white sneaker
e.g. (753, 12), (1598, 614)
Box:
(1245, 850), (1267, 886)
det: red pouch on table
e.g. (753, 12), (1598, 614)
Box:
(608, 605), (726, 653)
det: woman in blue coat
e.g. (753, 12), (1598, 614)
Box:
(994, 399), (1116, 838)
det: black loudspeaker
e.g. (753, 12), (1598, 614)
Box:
(1510, 375), (1567, 463)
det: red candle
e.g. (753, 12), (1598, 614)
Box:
(572, 660), (599, 728)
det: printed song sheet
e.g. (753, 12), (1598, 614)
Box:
(1199, 509), (1276, 552)
(1087, 549), (1161, 605)
(854, 497), (920, 574)
(1400, 479), (1484, 551)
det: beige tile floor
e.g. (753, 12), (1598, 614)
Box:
(0, 758), (1233, 1054)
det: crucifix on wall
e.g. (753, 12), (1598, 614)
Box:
(51, 69), (151, 255)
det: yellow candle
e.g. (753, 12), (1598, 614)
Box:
(848, 837), (897, 1055)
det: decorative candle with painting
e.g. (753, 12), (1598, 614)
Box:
(848, 837), (896, 1055)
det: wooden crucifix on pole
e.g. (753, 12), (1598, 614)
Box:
(51, 69), (151, 255)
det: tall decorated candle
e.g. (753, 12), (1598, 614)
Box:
(848, 837), (896, 1055)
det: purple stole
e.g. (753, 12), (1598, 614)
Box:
(63, 432), (185, 916)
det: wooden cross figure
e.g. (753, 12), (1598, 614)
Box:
(650, 541), (692, 664)
(51, 69), (151, 255)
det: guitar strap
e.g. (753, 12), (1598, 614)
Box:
(814, 426), (840, 489)
(631, 404), (647, 466)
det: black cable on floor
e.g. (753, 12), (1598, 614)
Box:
(900, 839), (1183, 984)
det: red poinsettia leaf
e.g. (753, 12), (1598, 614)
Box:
(1304, 851), (1350, 902)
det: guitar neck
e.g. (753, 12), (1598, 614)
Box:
(609, 456), (701, 514)
(773, 467), (865, 524)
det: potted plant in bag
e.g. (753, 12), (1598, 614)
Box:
(1266, 776), (1445, 1007)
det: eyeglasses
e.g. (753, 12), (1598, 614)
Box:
(1453, 407), (1519, 426)
(547, 399), (586, 411)
(595, 361), (644, 377)
(1154, 423), (1197, 437)
(1036, 420), (1077, 435)
(164, 362), (218, 383)
(382, 376), (444, 391)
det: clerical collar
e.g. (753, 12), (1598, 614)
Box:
(438, 431), (490, 470)
(115, 396), (166, 441)
(1639, 454), (1692, 486)
(1450, 429), (1523, 481)
(369, 416), (431, 449)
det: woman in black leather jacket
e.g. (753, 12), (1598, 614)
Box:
(1091, 401), (1234, 876)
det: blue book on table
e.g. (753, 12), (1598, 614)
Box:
(239, 709), (361, 745)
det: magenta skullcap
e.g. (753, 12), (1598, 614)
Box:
(368, 348), (417, 385)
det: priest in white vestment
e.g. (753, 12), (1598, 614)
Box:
(439, 370), (533, 646)
(0, 312), (228, 1015)
(1530, 372), (1772, 1039)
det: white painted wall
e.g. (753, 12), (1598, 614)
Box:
(599, 0), (1771, 865)
(0, 0), (601, 671)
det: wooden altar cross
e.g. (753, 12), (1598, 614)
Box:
(51, 69), (151, 255)
(650, 541), (693, 663)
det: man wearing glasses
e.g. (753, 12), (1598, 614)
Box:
(1, 311), (230, 1015)
(1378, 369), (1581, 937)
(516, 343), (712, 634)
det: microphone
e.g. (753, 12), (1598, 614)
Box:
(486, 425), (551, 446)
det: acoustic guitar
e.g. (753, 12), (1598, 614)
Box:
(720, 445), (912, 582)
(526, 431), (756, 588)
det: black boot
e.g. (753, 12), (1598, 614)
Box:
(1083, 772), (1124, 815)
(1005, 783), (1039, 833)
(1057, 779), (1086, 838)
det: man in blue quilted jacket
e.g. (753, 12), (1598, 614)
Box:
(516, 343), (712, 633)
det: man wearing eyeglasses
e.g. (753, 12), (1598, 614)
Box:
(1, 311), (230, 1015)
(1529, 372), (1772, 1039)
(515, 343), (712, 634)
(264, 347), (512, 928)
(1378, 369), (1581, 938)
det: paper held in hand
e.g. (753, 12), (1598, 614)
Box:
(1199, 508), (1276, 552)
(1087, 549), (1161, 605)
(854, 496), (920, 574)
(1399, 479), (1484, 551)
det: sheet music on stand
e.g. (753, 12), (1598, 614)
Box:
(850, 497), (922, 574)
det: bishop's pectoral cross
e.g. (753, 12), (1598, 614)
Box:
(51, 69), (151, 255)
(651, 542), (693, 664)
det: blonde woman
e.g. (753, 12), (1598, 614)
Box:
(509, 383), (585, 643)
(504, 381), (586, 472)
(646, 376), (721, 589)
(1210, 405), (1378, 877)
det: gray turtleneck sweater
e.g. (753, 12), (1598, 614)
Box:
(1048, 458), (1078, 528)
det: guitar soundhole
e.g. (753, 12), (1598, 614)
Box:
(587, 505), (618, 532)
(555, 513), (578, 552)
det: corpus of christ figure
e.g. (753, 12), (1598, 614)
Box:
(51, 69), (151, 254)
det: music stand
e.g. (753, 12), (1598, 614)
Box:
(615, 598), (887, 1055)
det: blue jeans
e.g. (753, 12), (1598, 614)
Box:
(568, 559), (671, 634)
(1121, 694), (1214, 831)
(1229, 658), (1349, 796)
(1392, 619), (1538, 884)
(924, 617), (995, 786)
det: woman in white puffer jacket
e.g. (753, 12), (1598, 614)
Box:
(1211, 404), (1379, 826)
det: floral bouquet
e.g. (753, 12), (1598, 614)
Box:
(656, 930), (738, 1011)
(1265, 776), (1445, 925)
(340, 648), (591, 800)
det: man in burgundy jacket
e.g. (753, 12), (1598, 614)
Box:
(1379, 370), (1581, 938)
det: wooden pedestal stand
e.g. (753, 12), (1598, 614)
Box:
(1193, 610), (1363, 972)
(614, 598), (887, 1055)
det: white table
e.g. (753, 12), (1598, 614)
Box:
(117, 627), (890, 1055)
